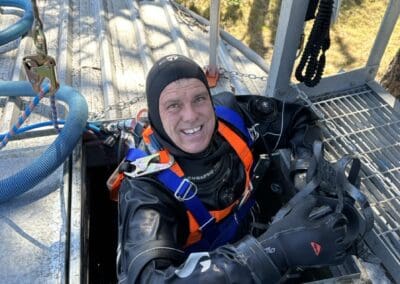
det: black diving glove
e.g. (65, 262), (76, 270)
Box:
(258, 195), (348, 272)
(229, 195), (349, 283)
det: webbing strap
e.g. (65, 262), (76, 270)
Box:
(209, 196), (256, 249)
(185, 196), (256, 254)
(215, 106), (252, 146)
(157, 169), (215, 230)
(126, 147), (147, 161)
(218, 121), (253, 191)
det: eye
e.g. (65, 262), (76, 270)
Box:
(193, 95), (207, 104)
(166, 103), (180, 111)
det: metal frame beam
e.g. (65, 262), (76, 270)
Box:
(209, 0), (220, 70)
(265, 0), (400, 102)
(295, 67), (370, 98)
(366, 0), (400, 80)
(264, 0), (310, 97)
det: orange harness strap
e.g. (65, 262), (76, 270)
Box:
(186, 201), (238, 245)
(217, 121), (253, 190)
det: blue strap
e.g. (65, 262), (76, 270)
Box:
(215, 105), (252, 146)
(125, 148), (147, 162)
(185, 197), (256, 254)
(157, 169), (215, 230)
(211, 197), (255, 248)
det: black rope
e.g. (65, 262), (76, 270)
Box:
(295, 0), (334, 87)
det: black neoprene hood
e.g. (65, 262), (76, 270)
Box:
(145, 54), (213, 155)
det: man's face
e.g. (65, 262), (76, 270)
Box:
(159, 78), (215, 154)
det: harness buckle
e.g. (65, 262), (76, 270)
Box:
(174, 178), (198, 201)
(124, 153), (174, 178)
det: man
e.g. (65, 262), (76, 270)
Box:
(116, 54), (355, 283)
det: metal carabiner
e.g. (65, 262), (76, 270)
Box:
(124, 153), (174, 178)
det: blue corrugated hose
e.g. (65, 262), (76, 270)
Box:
(0, 81), (88, 203)
(0, 121), (66, 140)
(0, 0), (34, 46)
(0, 120), (101, 140)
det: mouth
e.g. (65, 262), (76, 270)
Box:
(181, 125), (202, 135)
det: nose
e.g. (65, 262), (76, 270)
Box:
(181, 103), (197, 122)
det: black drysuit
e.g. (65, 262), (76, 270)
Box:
(117, 92), (321, 283)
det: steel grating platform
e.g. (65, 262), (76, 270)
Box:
(311, 84), (400, 282)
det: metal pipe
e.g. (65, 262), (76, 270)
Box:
(209, 0), (220, 70)
(264, 0), (310, 97)
(171, 1), (269, 74)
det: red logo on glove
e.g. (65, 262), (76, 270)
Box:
(310, 241), (322, 256)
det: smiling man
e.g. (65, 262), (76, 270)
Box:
(116, 54), (359, 283)
(158, 78), (215, 153)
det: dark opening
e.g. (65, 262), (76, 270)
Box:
(83, 138), (119, 284)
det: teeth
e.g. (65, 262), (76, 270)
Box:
(183, 126), (201, 134)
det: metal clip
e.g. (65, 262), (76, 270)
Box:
(23, 55), (59, 94)
(31, 0), (48, 56)
(238, 182), (253, 208)
(174, 178), (198, 201)
(248, 123), (260, 141)
(32, 25), (47, 56)
(124, 153), (174, 178)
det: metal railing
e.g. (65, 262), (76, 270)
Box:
(311, 85), (400, 282)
